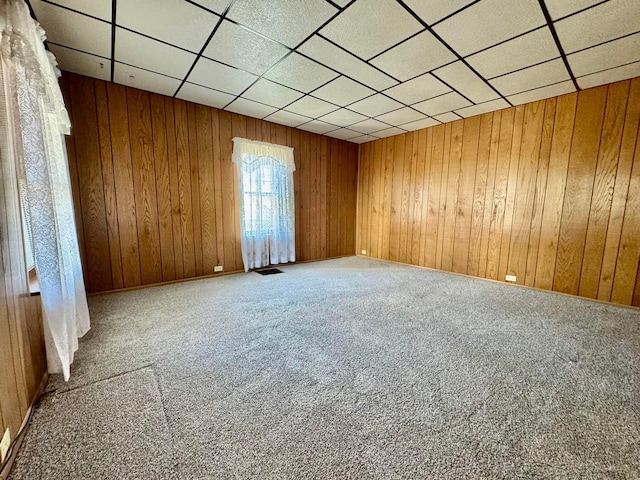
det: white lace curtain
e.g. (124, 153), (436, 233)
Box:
(232, 138), (296, 271)
(0, 0), (90, 380)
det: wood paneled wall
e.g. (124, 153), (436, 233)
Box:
(357, 78), (640, 307)
(0, 126), (46, 461)
(60, 73), (358, 294)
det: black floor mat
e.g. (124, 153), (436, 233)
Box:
(255, 268), (283, 275)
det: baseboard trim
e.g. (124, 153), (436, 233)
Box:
(357, 254), (640, 311)
(88, 255), (356, 296)
(0, 372), (48, 480)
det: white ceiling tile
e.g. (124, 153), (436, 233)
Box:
(264, 110), (312, 128)
(433, 112), (462, 123)
(49, 44), (110, 81)
(225, 98), (278, 118)
(567, 32), (640, 77)
(297, 120), (339, 134)
(298, 35), (397, 90)
(433, 0), (546, 56)
(434, 61), (498, 103)
(188, 57), (257, 95)
(413, 92), (472, 116)
(467, 27), (560, 79)
(285, 96), (338, 118)
(383, 73), (451, 105)
(555, 0), (640, 54)
(312, 77), (374, 107)
(31, 0), (111, 21)
(320, 0), (423, 59)
(242, 79), (303, 108)
(350, 134), (379, 144)
(400, 118), (441, 131)
(227, 0), (337, 48)
(348, 94), (403, 117)
(370, 31), (456, 81)
(189, 0), (232, 14)
(264, 53), (338, 92)
(114, 64), (182, 96)
(507, 81), (576, 105)
(318, 108), (368, 127)
(177, 83), (236, 108)
(454, 98), (509, 118)
(349, 119), (391, 134)
(116, 28), (196, 79)
(577, 61), (640, 90)
(203, 20), (290, 76)
(376, 107), (425, 126)
(545, 0), (603, 20)
(30, 2), (111, 57)
(326, 128), (361, 140)
(403, 0), (476, 25)
(117, 0), (219, 53)
(372, 127), (407, 138)
(490, 58), (570, 96)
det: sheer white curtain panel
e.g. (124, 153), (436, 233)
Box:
(232, 138), (296, 272)
(0, 0), (90, 380)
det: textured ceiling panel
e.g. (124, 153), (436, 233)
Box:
(263, 53), (338, 93)
(176, 83), (236, 109)
(32, 0), (640, 144)
(403, 0), (476, 26)
(203, 20), (290, 76)
(188, 57), (257, 96)
(370, 31), (456, 82)
(117, 0), (219, 53)
(320, 0), (423, 59)
(227, 0), (337, 48)
(433, 0), (546, 56)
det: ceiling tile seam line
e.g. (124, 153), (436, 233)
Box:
(293, 50), (399, 98)
(40, 0), (108, 24)
(504, 78), (575, 99)
(365, 27), (427, 63)
(324, 0), (344, 10)
(110, 0), (116, 83)
(538, 0), (579, 91)
(183, 0), (224, 16)
(575, 59), (640, 81)
(429, 71), (474, 105)
(486, 56), (563, 81)
(314, 32), (403, 84)
(565, 29), (640, 56)
(427, 0), (483, 28)
(461, 25), (548, 59)
(220, 1), (371, 113)
(172, 0), (237, 98)
(394, 0), (514, 108)
(553, 0), (611, 23)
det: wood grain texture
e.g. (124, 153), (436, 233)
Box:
(63, 73), (358, 293)
(357, 78), (640, 306)
(0, 98), (46, 458)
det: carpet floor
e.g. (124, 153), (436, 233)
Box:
(8, 257), (640, 479)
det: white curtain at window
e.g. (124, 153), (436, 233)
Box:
(232, 138), (296, 272)
(0, 0), (90, 380)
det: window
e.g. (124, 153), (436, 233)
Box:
(232, 138), (296, 272)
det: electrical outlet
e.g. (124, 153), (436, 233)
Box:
(0, 428), (10, 463)
(214, 266), (223, 273)
(361, 250), (366, 255)
(505, 274), (517, 283)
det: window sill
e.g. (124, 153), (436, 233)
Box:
(28, 268), (40, 296)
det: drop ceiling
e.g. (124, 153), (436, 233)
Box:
(29, 0), (640, 144)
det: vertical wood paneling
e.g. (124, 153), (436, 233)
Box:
(64, 73), (358, 293)
(357, 78), (640, 306)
